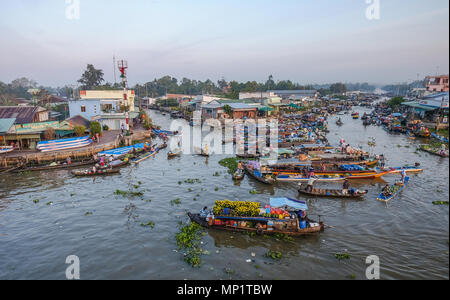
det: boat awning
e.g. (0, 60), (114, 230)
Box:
(270, 198), (308, 211)
(258, 106), (274, 112)
(402, 101), (438, 112)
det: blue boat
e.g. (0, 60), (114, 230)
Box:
(99, 143), (149, 157)
(377, 177), (409, 203)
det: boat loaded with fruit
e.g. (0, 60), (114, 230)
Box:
(188, 198), (324, 236)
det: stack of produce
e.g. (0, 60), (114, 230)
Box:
(214, 200), (260, 217)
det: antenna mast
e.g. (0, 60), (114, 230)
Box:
(113, 55), (117, 85)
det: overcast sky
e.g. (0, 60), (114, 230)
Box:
(0, 0), (448, 87)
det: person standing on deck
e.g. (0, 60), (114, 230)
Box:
(343, 180), (350, 195)
(400, 168), (407, 184)
(306, 177), (316, 192)
(380, 154), (386, 169)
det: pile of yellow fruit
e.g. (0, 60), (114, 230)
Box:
(214, 200), (260, 217)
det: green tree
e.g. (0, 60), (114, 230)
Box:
(74, 125), (87, 137)
(78, 64), (105, 90)
(89, 121), (102, 136)
(223, 105), (233, 116)
(388, 96), (405, 111)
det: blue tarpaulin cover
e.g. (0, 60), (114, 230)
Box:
(270, 198), (308, 211)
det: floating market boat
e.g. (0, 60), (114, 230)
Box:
(188, 198), (324, 237)
(377, 177), (410, 203)
(276, 174), (345, 183)
(37, 136), (92, 152)
(99, 142), (150, 158)
(72, 168), (120, 177)
(152, 129), (176, 136)
(431, 132), (449, 144)
(232, 167), (245, 181)
(133, 146), (161, 164)
(12, 159), (96, 173)
(168, 149), (182, 158)
(377, 166), (423, 174)
(298, 187), (368, 198)
(244, 163), (275, 185)
(418, 145), (449, 158)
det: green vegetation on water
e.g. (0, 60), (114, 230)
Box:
(265, 250), (283, 260)
(335, 253), (351, 260)
(176, 222), (204, 268)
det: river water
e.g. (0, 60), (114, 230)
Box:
(0, 107), (448, 280)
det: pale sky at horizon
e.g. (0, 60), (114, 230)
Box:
(0, 0), (449, 87)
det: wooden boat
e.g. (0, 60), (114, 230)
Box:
(418, 146), (448, 158)
(72, 169), (120, 177)
(298, 187), (368, 198)
(13, 160), (96, 173)
(133, 148), (160, 164)
(345, 170), (393, 180)
(377, 166), (423, 174)
(244, 164), (275, 185)
(232, 168), (245, 181)
(189, 213), (323, 236)
(188, 198), (324, 237)
(277, 174), (345, 183)
(236, 153), (260, 159)
(168, 150), (182, 158)
(377, 177), (410, 202)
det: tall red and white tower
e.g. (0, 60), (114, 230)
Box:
(118, 60), (130, 131)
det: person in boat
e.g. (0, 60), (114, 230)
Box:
(343, 180), (351, 195)
(400, 168), (407, 184)
(379, 154), (386, 169)
(66, 156), (72, 165)
(100, 156), (105, 167)
(439, 144), (447, 156)
(382, 184), (392, 197)
(200, 207), (209, 218)
(306, 177), (316, 193)
(237, 161), (243, 170)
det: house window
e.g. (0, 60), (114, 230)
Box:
(81, 106), (86, 112)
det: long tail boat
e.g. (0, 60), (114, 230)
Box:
(72, 169), (120, 177)
(12, 160), (96, 173)
(298, 187), (368, 198)
(188, 198), (324, 237)
(133, 146), (161, 164)
(276, 174), (345, 183)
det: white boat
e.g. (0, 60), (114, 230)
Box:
(0, 146), (14, 154)
(37, 136), (93, 152)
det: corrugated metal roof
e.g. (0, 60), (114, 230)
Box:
(402, 101), (437, 111)
(0, 106), (39, 124)
(0, 118), (16, 133)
